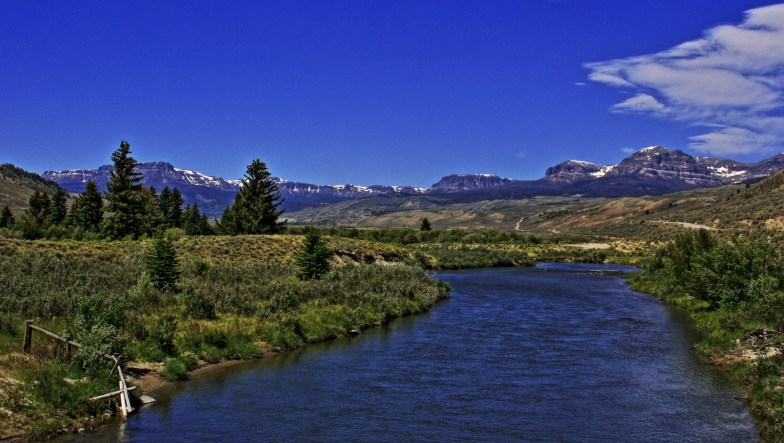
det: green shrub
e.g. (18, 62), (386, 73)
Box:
(74, 322), (122, 373)
(226, 337), (261, 359)
(150, 315), (178, 356)
(163, 358), (189, 381)
(198, 344), (225, 363)
(182, 287), (216, 319)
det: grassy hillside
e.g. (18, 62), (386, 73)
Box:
(286, 175), (782, 241)
(0, 163), (66, 216)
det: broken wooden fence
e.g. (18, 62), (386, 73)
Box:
(22, 320), (135, 419)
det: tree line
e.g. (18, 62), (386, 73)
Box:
(0, 140), (287, 240)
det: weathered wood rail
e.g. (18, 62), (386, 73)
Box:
(22, 320), (136, 419)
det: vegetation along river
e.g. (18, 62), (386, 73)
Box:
(77, 263), (758, 442)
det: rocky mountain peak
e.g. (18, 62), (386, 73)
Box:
(544, 160), (612, 182)
(430, 174), (517, 193)
(610, 146), (721, 186)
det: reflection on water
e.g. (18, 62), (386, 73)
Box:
(70, 264), (759, 442)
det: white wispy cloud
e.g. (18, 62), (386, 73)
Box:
(585, 3), (784, 156)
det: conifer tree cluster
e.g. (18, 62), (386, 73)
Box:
(219, 159), (285, 235)
(159, 186), (184, 228)
(5, 140), (213, 240)
(183, 203), (213, 235)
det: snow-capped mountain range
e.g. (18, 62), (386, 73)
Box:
(42, 146), (784, 218)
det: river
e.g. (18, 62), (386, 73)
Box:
(75, 263), (759, 442)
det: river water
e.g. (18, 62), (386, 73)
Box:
(77, 263), (759, 442)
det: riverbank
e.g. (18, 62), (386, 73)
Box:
(627, 229), (784, 441)
(0, 234), (451, 439)
(76, 265), (758, 442)
(0, 231), (648, 439)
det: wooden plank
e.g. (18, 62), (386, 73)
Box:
(27, 322), (115, 361)
(119, 380), (127, 418)
(29, 324), (82, 348)
(23, 320), (32, 353)
(117, 365), (134, 415)
(89, 386), (137, 402)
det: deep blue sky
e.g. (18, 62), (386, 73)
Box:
(2, 1), (782, 187)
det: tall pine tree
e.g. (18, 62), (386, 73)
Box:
(140, 186), (165, 235)
(104, 141), (144, 239)
(170, 188), (184, 227)
(79, 180), (104, 231)
(146, 234), (180, 292)
(219, 159), (285, 235)
(48, 188), (68, 226)
(296, 229), (331, 280)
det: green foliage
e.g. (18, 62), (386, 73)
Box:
(183, 202), (213, 235)
(420, 217), (432, 231)
(74, 322), (123, 373)
(150, 314), (178, 356)
(181, 286), (216, 319)
(158, 186), (184, 228)
(287, 226), (543, 247)
(104, 140), (145, 240)
(632, 229), (784, 440)
(0, 205), (14, 228)
(23, 361), (113, 418)
(140, 186), (165, 236)
(163, 357), (189, 381)
(28, 191), (51, 227)
(296, 230), (331, 280)
(686, 239), (783, 309)
(0, 247), (142, 318)
(219, 159), (286, 235)
(0, 235), (451, 430)
(26, 419), (62, 440)
(146, 235), (180, 292)
(411, 244), (535, 269)
(48, 187), (68, 226)
(77, 180), (104, 231)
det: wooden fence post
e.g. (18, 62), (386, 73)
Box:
(23, 320), (32, 353)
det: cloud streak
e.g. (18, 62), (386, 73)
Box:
(585, 3), (784, 156)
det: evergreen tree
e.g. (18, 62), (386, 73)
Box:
(28, 191), (51, 226)
(79, 180), (104, 231)
(199, 213), (212, 235)
(158, 186), (184, 228)
(104, 141), (144, 239)
(219, 159), (285, 235)
(170, 188), (184, 227)
(146, 234), (180, 292)
(65, 198), (80, 227)
(420, 217), (432, 232)
(182, 203), (197, 235)
(296, 229), (331, 280)
(0, 206), (13, 228)
(158, 186), (172, 224)
(140, 186), (164, 235)
(48, 188), (68, 226)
